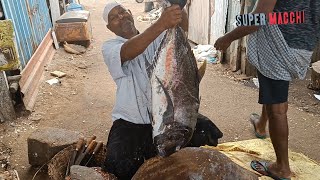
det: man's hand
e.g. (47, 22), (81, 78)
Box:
(120, 5), (185, 63)
(214, 36), (232, 52)
(214, 0), (277, 52)
(158, 5), (183, 30)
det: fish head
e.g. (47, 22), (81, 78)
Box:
(154, 122), (193, 157)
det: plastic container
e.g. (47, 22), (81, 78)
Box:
(66, 3), (84, 12)
(144, 2), (154, 12)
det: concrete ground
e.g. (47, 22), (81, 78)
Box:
(0, 0), (319, 179)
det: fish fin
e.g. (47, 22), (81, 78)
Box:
(155, 76), (174, 125)
(198, 59), (207, 81)
(147, 108), (154, 124)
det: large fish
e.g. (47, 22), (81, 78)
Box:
(147, 0), (202, 157)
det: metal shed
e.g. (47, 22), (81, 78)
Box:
(1, 0), (52, 68)
(187, 0), (257, 76)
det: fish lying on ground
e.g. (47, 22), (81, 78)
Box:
(133, 148), (259, 180)
(147, 0), (201, 157)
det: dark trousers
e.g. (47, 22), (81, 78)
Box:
(102, 115), (223, 180)
(102, 119), (156, 180)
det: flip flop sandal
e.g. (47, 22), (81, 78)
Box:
(250, 160), (291, 180)
(250, 113), (267, 139)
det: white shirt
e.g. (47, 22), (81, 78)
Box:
(102, 33), (165, 124)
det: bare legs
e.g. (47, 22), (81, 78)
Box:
(253, 103), (291, 178)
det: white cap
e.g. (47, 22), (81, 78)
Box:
(103, 1), (123, 25)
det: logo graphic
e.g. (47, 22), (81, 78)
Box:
(236, 11), (305, 26)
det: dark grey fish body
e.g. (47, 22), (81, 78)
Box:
(148, 26), (200, 157)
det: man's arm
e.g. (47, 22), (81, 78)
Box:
(121, 5), (183, 63)
(214, 0), (277, 51)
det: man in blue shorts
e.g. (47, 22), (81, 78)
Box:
(214, 0), (319, 179)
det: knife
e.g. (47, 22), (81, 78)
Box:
(82, 135), (96, 153)
(74, 140), (97, 165)
(85, 141), (103, 166)
(66, 137), (84, 176)
(65, 156), (72, 178)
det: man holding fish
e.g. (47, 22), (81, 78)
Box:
(101, 0), (222, 179)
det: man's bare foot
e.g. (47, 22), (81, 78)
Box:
(250, 113), (267, 138)
(267, 162), (291, 179)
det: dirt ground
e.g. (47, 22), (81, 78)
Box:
(0, 0), (319, 179)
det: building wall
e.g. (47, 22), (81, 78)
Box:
(210, 0), (228, 45)
(1, 0), (52, 68)
(187, 0), (211, 45)
(187, 0), (257, 76)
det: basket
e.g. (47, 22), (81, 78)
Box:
(48, 144), (108, 180)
